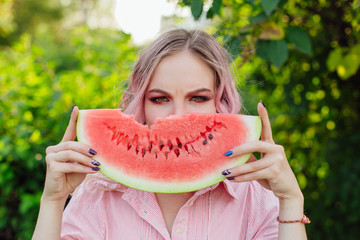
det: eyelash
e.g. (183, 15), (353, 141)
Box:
(149, 96), (210, 103)
(150, 96), (169, 103)
(190, 96), (209, 102)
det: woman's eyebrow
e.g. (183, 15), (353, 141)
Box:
(187, 88), (213, 95)
(147, 88), (213, 95)
(147, 88), (169, 95)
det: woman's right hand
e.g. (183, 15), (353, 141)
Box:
(42, 105), (100, 203)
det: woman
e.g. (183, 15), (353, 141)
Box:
(33, 29), (308, 239)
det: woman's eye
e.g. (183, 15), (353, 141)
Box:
(150, 96), (169, 103)
(190, 96), (209, 102)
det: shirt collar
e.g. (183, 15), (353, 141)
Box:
(221, 179), (240, 200)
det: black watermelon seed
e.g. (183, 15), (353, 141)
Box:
(142, 148), (146, 157)
(203, 139), (208, 145)
(168, 140), (173, 150)
(159, 141), (164, 151)
(209, 133), (213, 139)
(174, 148), (180, 157)
(176, 138), (182, 149)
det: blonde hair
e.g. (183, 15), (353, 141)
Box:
(121, 29), (241, 123)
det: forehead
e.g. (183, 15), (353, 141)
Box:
(148, 51), (215, 91)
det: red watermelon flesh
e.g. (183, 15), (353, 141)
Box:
(77, 109), (262, 193)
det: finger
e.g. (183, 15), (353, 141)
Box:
(226, 167), (271, 183)
(61, 105), (79, 143)
(47, 150), (99, 168)
(257, 101), (274, 144)
(49, 141), (97, 158)
(225, 155), (273, 176)
(228, 141), (279, 157)
(51, 161), (99, 174)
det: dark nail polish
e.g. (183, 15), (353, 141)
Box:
(260, 100), (266, 108)
(92, 167), (100, 171)
(89, 148), (97, 155)
(222, 169), (232, 175)
(91, 159), (100, 166)
(227, 177), (235, 180)
(224, 150), (233, 157)
(72, 104), (76, 111)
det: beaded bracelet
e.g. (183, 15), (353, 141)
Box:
(277, 215), (311, 224)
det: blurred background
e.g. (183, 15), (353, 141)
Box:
(1, 0), (359, 239)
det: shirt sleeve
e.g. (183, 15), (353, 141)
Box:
(61, 180), (107, 240)
(247, 181), (279, 239)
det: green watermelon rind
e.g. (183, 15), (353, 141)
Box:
(77, 112), (262, 193)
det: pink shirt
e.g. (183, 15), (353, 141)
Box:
(61, 175), (279, 240)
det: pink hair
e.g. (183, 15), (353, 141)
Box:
(121, 29), (241, 124)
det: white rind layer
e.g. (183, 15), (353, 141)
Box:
(77, 111), (262, 193)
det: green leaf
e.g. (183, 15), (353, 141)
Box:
(249, 12), (267, 24)
(182, 0), (191, 6)
(353, 0), (360, 9)
(191, 0), (203, 20)
(257, 39), (288, 68)
(326, 48), (342, 71)
(261, 0), (280, 16)
(286, 27), (312, 55)
(268, 39), (288, 68)
(256, 40), (271, 60)
(206, 9), (214, 19)
(278, 0), (288, 8)
(212, 0), (222, 14)
(259, 23), (284, 40)
(336, 45), (360, 79)
(206, 0), (222, 19)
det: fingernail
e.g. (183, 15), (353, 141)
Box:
(224, 150), (233, 157)
(91, 159), (101, 166)
(227, 177), (235, 180)
(92, 167), (100, 171)
(260, 100), (266, 108)
(89, 148), (97, 155)
(72, 104), (76, 111)
(222, 169), (232, 175)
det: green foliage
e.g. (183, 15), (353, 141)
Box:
(206, 0), (222, 18)
(256, 39), (288, 68)
(191, 0), (204, 20)
(286, 26), (312, 55)
(0, 27), (137, 239)
(178, 0), (360, 239)
(354, 0), (360, 9)
(261, 0), (280, 16)
(326, 43), (360, 79)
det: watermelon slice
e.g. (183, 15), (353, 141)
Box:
(76, 109), (261, 193)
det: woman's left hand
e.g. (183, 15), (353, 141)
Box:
(223, 101), (303, 201)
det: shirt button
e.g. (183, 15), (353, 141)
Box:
(176, 228), (182, 234)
